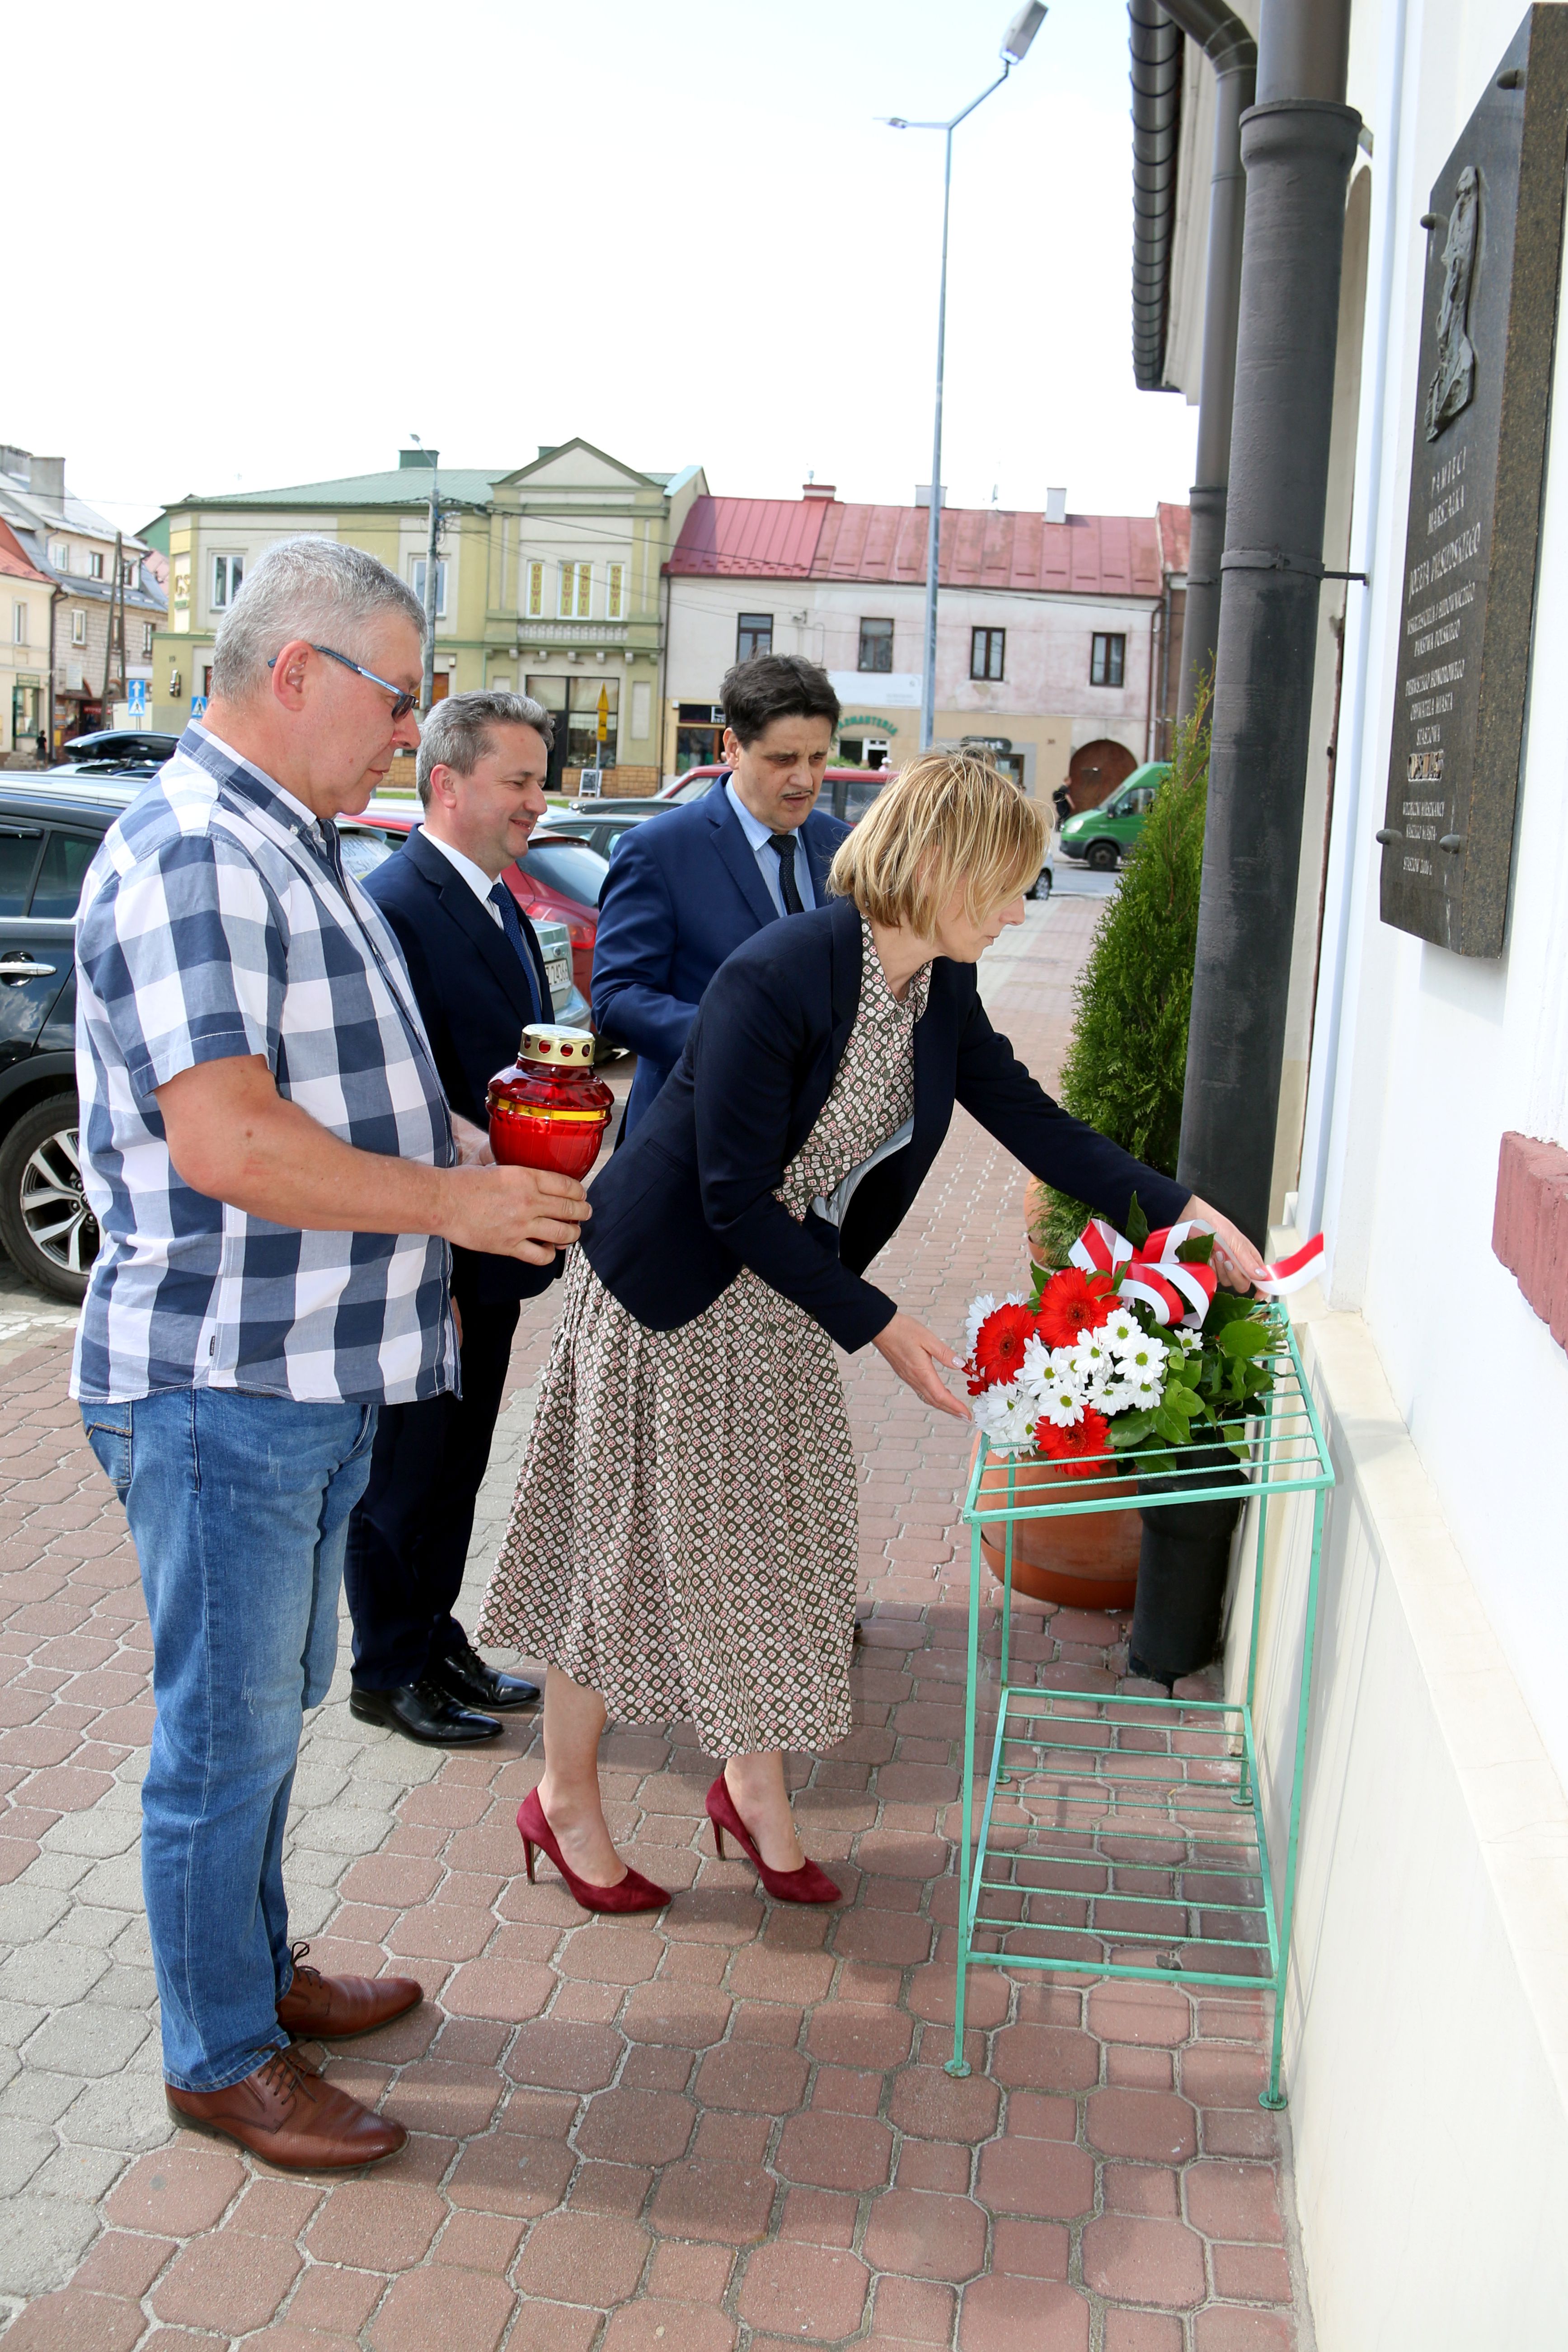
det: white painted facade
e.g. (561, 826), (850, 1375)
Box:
(1163, 0), (1568, 2337)
(664, 572), (1163, 796)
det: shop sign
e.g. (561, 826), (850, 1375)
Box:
(1378, 5), (1568, 955)
(839, 713), (901, 735)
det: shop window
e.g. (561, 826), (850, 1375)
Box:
(971, 627), (1005, 682)
(559, 563), (591, 619)
(411, 558), (446, 618)
(607, 563), (625, 620)
(858, 618), (893, 673)
(737, 613), (773, 663)
(566, 676), (618, 769)
(526, 561), (544, 618)
(212, 553), (244, 611)
(1091, 632), (1126, 688)
(70, 609), (87, 647)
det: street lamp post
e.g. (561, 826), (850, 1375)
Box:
(884, 2), (1046, 751)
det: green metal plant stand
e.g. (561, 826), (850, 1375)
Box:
(946, 1310), (1333, 2108)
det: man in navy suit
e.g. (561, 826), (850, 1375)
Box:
(347, 692), (584, 1744)
(593, 655), (850, 1134)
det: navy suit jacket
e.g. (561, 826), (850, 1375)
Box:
(582, 892), (1191, 1352)
(591, 784), (850, 1134)
(362, 825), (563, 1309)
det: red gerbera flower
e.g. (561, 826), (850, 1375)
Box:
(1034, 1266), (1117, 1349)
(1033, 1406), (1112, 1477)
(968, 1302), (1039, 1393)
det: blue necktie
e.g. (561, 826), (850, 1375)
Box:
(488, 881), (542, 1023)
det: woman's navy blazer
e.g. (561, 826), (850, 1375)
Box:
(580, 892), (1190, 1354)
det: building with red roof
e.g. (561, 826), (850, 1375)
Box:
(662, 485), (1189, 804)
(0, 517), (56, 764)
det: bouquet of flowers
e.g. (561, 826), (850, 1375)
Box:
(964, 1196), (1277, 1478)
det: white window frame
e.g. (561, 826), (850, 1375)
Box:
(48, 541), (70, 573)
(70, 608), (87, 647)
(559, 562), (592, 620)
(211, 553), (244, 613)
(142, 620), (155, 657)
(606, 562), (625, 621)
(12, 602), (26, 647)
(526, 560), (545, 619)
(411, 557), (448, 619)
(88, 550), (104, 580)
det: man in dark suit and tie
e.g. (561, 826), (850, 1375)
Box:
(592, 655), (850, 1135)
(347, 691), (573, 1743)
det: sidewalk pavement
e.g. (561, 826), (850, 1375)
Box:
(0, 898), (1312, 2351)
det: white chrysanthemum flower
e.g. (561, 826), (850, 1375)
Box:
(1018, 1331), (1055, 1397)
(1035, 1380), (1086, 1429)
(1113, 1330), (1169, 1381)
(1102, 1305), (1141, 1350)
(1070, 1328), (1115, 1384)
(1127, 1370), (1164, 1405)
(1099, 1379), (1143, 1416)
(972, 1380), (1037, 1452)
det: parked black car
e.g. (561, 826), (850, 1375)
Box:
(53, 731), (182, 776)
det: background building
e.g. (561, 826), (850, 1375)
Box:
(0, 446), (164, 751)
(0, 520), (55, 764)
(147, 442), (707, 791)
(663, 485), (1188, 798)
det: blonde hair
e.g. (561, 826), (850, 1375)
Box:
(828, 749), (1047, 935)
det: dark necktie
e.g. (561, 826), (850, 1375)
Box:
(767, 831), (806, 916)
(488, 881), (542, 1023)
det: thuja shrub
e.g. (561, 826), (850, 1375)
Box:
(1029, 684), (1211, 1268)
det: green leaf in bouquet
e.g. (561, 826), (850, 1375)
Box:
(1203, 1290), (1261, 1335)
(1219, 1319), (1273, 1360)
(1158, 1380), (1200, 1419)
(1124, 1191), (1151, 1250)
(1176, 1230), (1215, 1264)
(1153, 1404), (1190, 1445)
(1108, 1408), (1157, 1450)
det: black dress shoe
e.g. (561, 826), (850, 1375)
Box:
(348, 1678), (502, 1744)
(427, 1638), (540, 1713)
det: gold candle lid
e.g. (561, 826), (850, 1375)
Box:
(520, 1024), (596, 1066)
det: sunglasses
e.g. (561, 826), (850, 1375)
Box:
(267, 644), (421, 722)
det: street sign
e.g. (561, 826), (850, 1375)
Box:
(190, 694), (208, 718)
(127, 680), (147, 720)
(596, 686), (608, 743)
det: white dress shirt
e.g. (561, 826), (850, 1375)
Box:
(724, 779), (815, 918)
(420, 826), (506, 925)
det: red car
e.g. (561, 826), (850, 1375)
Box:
(360, 802), (607, 1009)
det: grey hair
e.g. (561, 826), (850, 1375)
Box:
(211, 535), (427, 701)
(415, 690), (555, 807)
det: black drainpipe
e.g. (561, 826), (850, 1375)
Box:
(1130, 0), (1183, 391)
(1152, 1), (1257, 721)
(1177, 0), (1360, 1246)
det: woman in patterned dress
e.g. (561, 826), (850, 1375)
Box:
(476, 752), (1263, 1911)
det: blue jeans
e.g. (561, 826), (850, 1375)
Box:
(80, 1388), (376, 2093)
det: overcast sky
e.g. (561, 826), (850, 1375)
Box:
(12, 0), (1199, 535)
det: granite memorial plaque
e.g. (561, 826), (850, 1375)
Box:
(1378, 4), (1568, 956)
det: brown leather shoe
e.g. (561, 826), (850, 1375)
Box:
(167, 2049), (405, 2169)
(276, 1944), (423, 2041)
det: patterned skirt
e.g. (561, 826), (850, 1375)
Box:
(475, 1249), (859, 1757)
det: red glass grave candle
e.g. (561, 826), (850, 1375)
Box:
(487, 1025), (615, 1180)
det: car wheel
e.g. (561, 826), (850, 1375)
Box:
(0, 1094), (99, 1303)
(1086, 840), (1119, 872)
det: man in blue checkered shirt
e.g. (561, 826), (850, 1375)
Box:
(72, 537), (589, 2170)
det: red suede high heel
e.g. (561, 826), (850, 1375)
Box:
(516, 1788), (671, 1915)
(705, 1774), (841, 1905)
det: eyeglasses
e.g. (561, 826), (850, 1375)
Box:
(267, 644), (421, 722)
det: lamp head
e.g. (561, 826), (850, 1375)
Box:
(1000, 1), (1046, 62)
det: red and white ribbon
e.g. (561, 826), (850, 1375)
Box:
(1070, 1217), (1218, 1329)
(1252, 1232), (1325, 1297)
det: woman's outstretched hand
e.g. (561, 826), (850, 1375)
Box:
(872, 1311), (970, 1420)
(1181, 1195), (1266, 1293)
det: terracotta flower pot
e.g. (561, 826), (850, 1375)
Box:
(970, 1434), (1141, 1613)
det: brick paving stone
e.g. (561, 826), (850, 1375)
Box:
(0, 902), (1314, 2351)
(1081, 2214), (1209, 2308)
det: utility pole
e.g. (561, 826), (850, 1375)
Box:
(102, 531), (123, 716)
(421, 462), (441, 717)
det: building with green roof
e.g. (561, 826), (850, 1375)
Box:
(146, 441), (707, 791)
